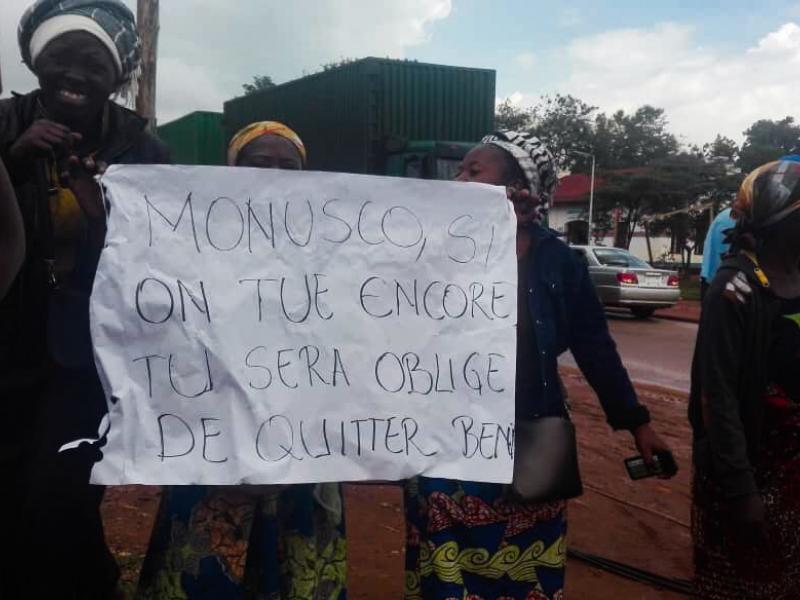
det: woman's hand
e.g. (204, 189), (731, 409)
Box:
(61, 155), (108, 223)
(9, 119), (81, 160)
(507, 187), (542, 228)
(632, 424), (675, 478)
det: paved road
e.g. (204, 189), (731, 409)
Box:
(561, 310), (698, 393)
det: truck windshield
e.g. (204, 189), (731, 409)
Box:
(402, 157), (463, 181)
(435, 158), (462, 181)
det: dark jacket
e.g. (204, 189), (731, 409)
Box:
(689, 253), (779, 498)
(525, 226), (650, 430)
(0, 90), (170, 387)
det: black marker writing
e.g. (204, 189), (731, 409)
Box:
(145, 192), (200, 253)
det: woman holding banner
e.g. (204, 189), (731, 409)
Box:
(0, 1), (169, 596)
(404, 131), (673, 600)
(136, 122), (347, 600)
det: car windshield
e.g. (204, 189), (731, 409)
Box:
(593, 248), (651, 269)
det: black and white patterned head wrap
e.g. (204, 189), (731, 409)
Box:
(481, 130), (559, 209)
(19, 0), (141, 100)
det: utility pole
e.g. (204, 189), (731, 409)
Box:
(136, 0), (159, 129)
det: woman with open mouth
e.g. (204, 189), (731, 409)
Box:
(0, 1), (169, 597)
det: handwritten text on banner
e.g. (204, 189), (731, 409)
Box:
(90, 165), (518, 485)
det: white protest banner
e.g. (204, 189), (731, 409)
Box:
(89, 165), (517, 485)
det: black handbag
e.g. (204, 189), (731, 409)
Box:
(510, 416), (583, 503)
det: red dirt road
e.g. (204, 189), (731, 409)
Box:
(102, 370), (693, 598)
(655, 300), (700, 324)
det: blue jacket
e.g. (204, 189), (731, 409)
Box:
(524, 226), (650, 431)
(700, 208), (735, 283)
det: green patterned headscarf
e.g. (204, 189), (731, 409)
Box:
(18, 0), (141, 98)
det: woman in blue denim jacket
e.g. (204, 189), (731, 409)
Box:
(404, 131), (672, 600)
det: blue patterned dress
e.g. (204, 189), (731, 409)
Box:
(404, 254), (567, 600)
(137, 484), (347, 600)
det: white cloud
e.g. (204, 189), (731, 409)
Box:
(549, 21), (800, 145)
(0, 0), (452, 122)
(568, 23), (701, 72)
(748, 22), (800, 56)
(495, 91), (525, 107)
(156, 57), (229, 124)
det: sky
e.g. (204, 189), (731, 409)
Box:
(1, 0), (800, 147)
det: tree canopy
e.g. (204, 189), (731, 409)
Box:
(494, 94), (751, 251)
(738, 117), (800, 173)
(242, 75), (276, 96)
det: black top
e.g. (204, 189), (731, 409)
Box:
(689, 254), (785, 498)
(515, 252), (543, 419)
(768, 297), (800, 401)
(0, 90), (170, 386)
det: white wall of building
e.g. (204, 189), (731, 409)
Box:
(549, 204), (586, 232)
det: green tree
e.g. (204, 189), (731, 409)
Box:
(593, 106), (679, 170)
(590, 106), (680, 244)
(491, 96), (737, 253)
(596, 167), (660, 248)
(703, 134), (739, 162)
(598, 152), (734, 251)
(649, 153), (737, 252)
(739, 117), (800, 173)
(493, 94), (597, 171)
(530, 94), (598, 172)
(494, 100), (533, 132)
(242, 75), (276, 96)
(321, 57), (359, 72)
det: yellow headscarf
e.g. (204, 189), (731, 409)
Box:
(227, 121), (306, 166)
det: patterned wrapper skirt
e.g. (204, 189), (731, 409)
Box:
(136, 484), (347, 600)
(404, 477), (567, 600)
(693, 387), (800, 599)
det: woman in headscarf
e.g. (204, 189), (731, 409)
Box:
(404, 131), (672, 600)
(0, 159), (24, 300)
(690, 160), (800, 599)
(136, 122), (347, 600)
(0, 1), (168, 596)
(227, 121), (307, 170)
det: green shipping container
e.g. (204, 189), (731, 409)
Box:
(157, 111), (225, 166)
(223, 58), (496, 174)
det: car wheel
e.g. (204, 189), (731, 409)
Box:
(630, 307), (656, 319)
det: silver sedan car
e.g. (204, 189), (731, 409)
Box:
(571, 246), (681, 318)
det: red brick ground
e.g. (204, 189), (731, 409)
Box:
(655, 300), (701, 324)
(103, 371), (693, 599)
